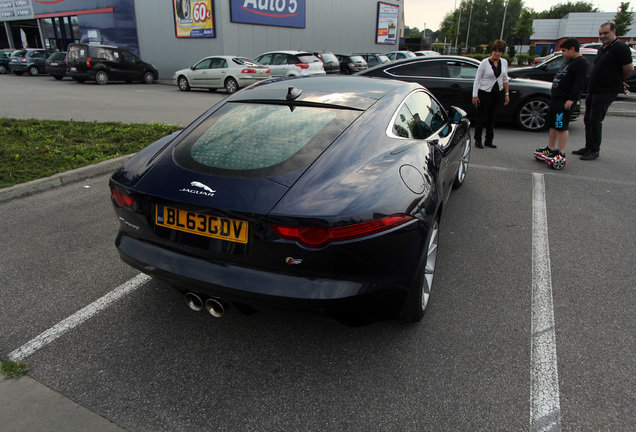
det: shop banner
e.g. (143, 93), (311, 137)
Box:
(174, 0), (215, 38)
(230, 0), (305, 29)
(0, 0), (34, 21)
(376, 2), (398, 45)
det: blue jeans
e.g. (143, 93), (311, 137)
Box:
(584, 92), (617, 153)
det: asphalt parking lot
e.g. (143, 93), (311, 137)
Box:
(1, 74), (635, 431)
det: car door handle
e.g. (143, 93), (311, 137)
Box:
(449, 84), (461, 89)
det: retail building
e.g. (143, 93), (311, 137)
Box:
(532, 12), (636, 54)
(1, 0), (404, 79)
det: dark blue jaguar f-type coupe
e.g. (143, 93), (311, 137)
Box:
(109, 76), (471, 325)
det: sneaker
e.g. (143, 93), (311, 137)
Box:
(580, 151), (599, 160)
(572, 147), (589, 155)
(534, 146), (552, 155)
(550, 149), (565, 159)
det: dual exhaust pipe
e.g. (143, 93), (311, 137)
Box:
(184, 292), (225, 318)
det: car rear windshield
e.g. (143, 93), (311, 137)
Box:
(297, 54), (320, 63)
(320, 53), (338, 63)
(173, 102), (361, 178)
(350, 56), (365, 63)
(233, 57), (260, 67)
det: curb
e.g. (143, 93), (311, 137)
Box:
(0, 155), (133, 203)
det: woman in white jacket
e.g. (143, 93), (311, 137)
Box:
(472, 40), (510, 148)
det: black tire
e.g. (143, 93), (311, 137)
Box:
(224, 77), (238, 94)
(400, 218), (439, 323)
(53, 75), (64, 80)
(176, 0), (190, 19)
(515, 96), (549, 132)
(452, 137), (471, 189)
(0, 65), (7, 74)
(95, 70), (109, 85)
(177, 75), (190, 91)
(28, 66), (39, 76)
(143, 71), (155, 84)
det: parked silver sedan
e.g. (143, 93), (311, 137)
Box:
(173, 55), (271, 93)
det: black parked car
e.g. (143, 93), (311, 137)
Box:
(336, 54), (368, 74)
(358, 55), (577, 131)
(508, 48), (597, 88)
(354, 53), (390, 68)
(9, 49), (54, 76)
(45, 51), (67, 80)
(314, 51), (340, 74)
(0, 49), (14, 74)
(109, 76), (471, 325)
(66, 43), (158, 85)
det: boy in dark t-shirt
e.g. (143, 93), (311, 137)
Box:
(534, 38), (589, 168)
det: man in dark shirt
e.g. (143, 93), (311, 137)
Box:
(572, 22), (634, 160)
(534, 38), (589, 167)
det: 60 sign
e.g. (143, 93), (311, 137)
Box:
(193, 2), (211, 22)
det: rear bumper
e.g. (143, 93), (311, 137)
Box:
(9, 64), (28, 72)
(116, 234), (408, 323)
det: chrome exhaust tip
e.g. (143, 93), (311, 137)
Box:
(205, 298), (225, 318)
(184, 292), (203, 312)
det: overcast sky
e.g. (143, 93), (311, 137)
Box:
(404, 0), (626, 31)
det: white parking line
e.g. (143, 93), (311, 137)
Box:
(530, 173), (562, 432)
(8, 274), (151, 362)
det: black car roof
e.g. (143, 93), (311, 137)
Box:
(231, 76), (419, 110)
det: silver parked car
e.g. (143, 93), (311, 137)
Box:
(253, 50), (325, 78)
(173, 55), (271, 93)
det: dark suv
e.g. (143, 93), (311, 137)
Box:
(9, 49), (54, 76)
(336, 54), (368, 74)
(314, 51), (340, 74)
(0, 49), (14, 74)
(66, 43), (158, 85)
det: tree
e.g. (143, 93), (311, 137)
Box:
(515, 8), (535, 46)
(614, 2), (634, 36)
(536, 1), (597, 19)
(438, 0), (525, 51)
(404, 26), (423, 38)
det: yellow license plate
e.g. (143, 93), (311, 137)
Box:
(156, 205), (248, 244)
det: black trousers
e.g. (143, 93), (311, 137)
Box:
(474, 88), (504, 144)
(584, 92), (617, 153)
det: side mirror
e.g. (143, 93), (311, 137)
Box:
(447, 106), (467, 124)
(190, 65), (194, 70)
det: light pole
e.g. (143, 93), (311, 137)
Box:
(465, 1), (473, 51)
(454, 2), (462, 53)
(500, 0), (509, 40)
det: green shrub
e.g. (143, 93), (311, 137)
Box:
(529, 45), (536, 56)
(528, 55), (536, 65)
(466, 53), (484, 61)
(516, 53), (529, 65)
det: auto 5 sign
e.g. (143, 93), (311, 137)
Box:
(174, 0), (215, 38)
(230, 0), (306, 29)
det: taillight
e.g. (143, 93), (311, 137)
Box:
(110, 188), (135, 208)
(86, 57), (92, 68)
(295, 63), (310, 70)
(21, 54), (26, 63)
(241, 68), (256, 74)
(266, 69), (270, 73)
(271, 214), (414, 248)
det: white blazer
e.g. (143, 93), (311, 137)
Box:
(472, 57), (509, 97)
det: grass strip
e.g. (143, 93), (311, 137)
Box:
(0, 118), (182, 188)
